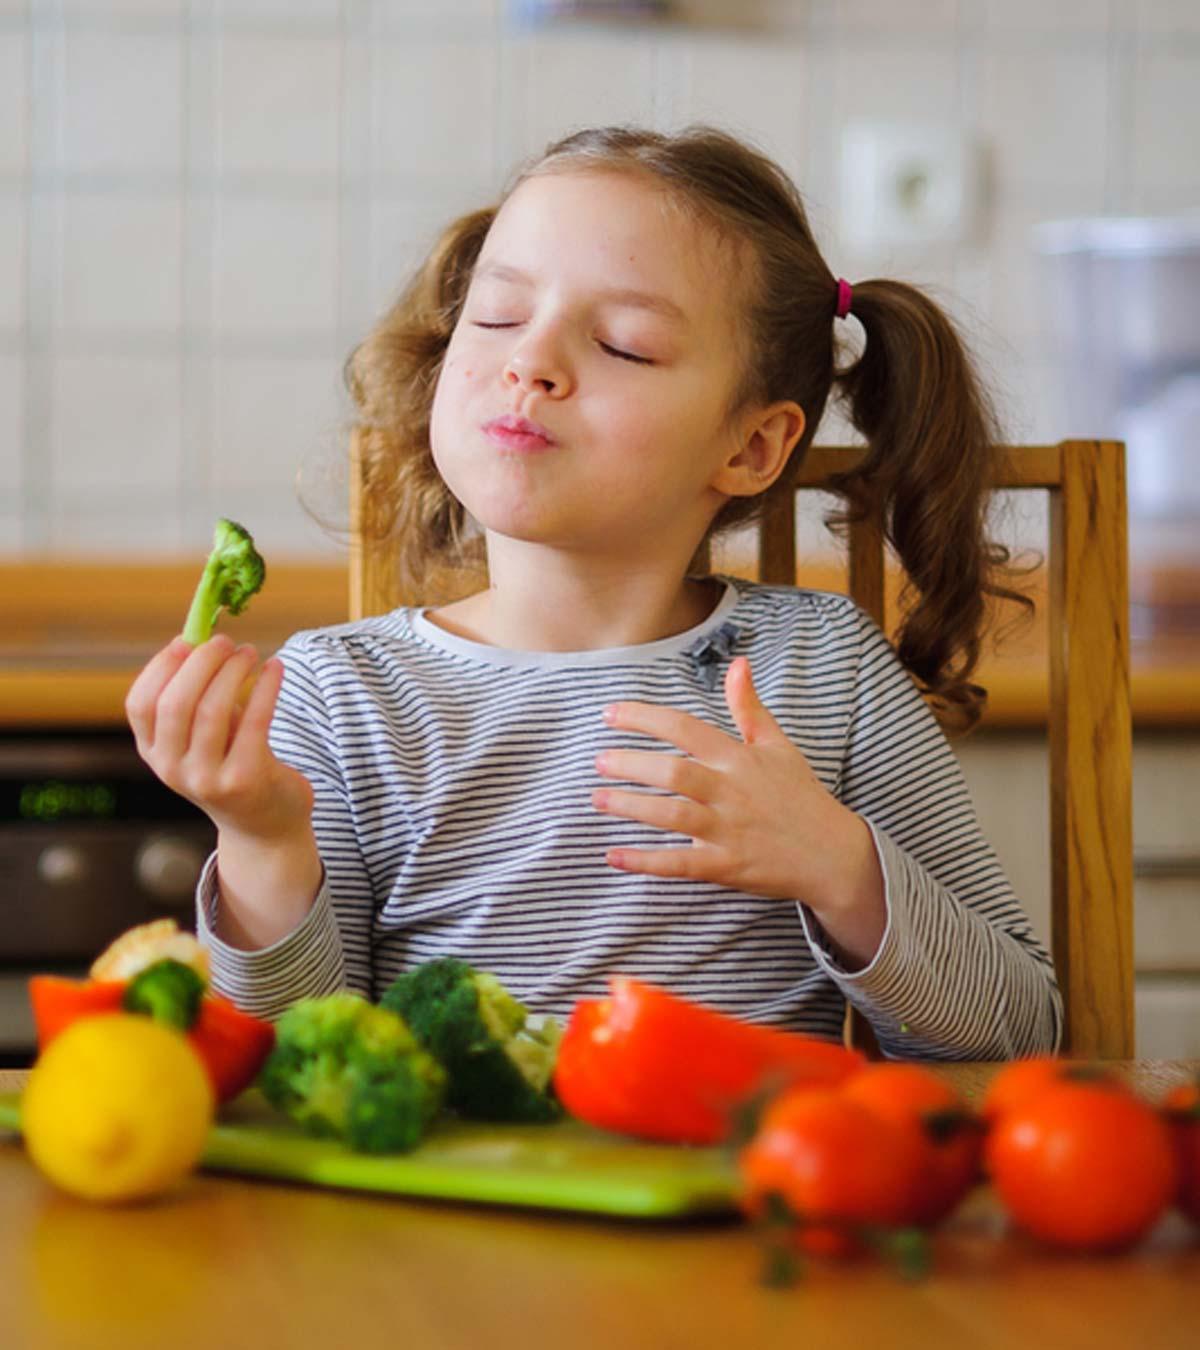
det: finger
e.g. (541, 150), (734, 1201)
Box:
(595, 748), (719, 803)
(592, 786), (716, 839)
(224, 656), (285, 775)
(151, 635), (239, 761)
(605, 842), (717, 881)
(125, 637), (193, 752)
(602, 700), (735, 766)
(184, 643), (259, 766)
(724, 657), (784, 745)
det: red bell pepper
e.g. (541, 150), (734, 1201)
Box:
(186, 995), (276, 1103)
(553, 976), (866, 1145)
(27, 976), (126, 1043)
(28, 973), (274, 1106)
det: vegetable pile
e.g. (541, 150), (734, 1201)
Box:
(29, 919), (275, 1106)
(19, 925), (1200, 1274)
(736, 1055), (1200, 1284)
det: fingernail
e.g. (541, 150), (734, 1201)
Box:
(602, 705), (618, 724)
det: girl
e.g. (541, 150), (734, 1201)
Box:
(126, 125), (1061, 1060)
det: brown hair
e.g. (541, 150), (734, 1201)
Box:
(344, 124), (1031, 733)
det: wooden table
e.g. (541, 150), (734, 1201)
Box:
(1, 1063), (1197, 1350)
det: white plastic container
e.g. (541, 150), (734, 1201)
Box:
(1033, 215), (1200, 636)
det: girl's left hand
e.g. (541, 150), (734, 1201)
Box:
(592, 656), (865, 907)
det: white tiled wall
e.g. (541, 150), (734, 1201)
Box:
(2, 0), (1199, 557)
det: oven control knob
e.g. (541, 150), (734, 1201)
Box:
(36, 843), (88, 887)
(134, 836), (206, 907)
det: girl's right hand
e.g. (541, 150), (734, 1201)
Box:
(125, 634), (315, 843)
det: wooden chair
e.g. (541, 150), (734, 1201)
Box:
(350, 438), (1134, 1060)
(772, 440), (1133, 1060)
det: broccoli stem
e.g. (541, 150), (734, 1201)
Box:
(182, 553), (226, 645)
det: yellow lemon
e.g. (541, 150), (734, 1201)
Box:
(21, 1013), (214, 1203)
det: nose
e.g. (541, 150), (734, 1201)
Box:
(503, 327), (573, 398)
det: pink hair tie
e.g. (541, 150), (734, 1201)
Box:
(835, 277), (853, 320)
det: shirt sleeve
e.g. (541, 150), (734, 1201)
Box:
(796, 602), (1064, 1060)
(193, 630), (374, 1020)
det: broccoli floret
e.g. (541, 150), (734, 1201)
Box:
(182, 517), (266, 645)
(379, 957), (563, 1124)
(257, 992), (446, 1154)
(122, 957), (206, 1030)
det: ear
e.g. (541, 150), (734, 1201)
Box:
(709, 400), (806, 499)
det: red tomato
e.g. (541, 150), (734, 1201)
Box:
(985, 1078), (1177, 1252)
(738, 1086), (925, 1259)
(979, 1056), (1079, 1126)
(1161, 1079), (1200, 1226)
(841, 1062), (982, 1226)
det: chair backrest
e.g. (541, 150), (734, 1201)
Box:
(771, 440), (1133, 1060)
(350, 436), (1134, 1060)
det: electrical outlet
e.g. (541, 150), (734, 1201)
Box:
(838, 120), (982, 250)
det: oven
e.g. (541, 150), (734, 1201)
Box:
(0, 729), (215, 1066)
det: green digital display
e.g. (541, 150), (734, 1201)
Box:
(18, 781), (118, 823)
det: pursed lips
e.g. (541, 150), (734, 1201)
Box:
(483, 415), (558, 451)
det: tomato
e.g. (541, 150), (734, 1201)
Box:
(979, 1056), (1090, 1126)
(1161, 1078), (1200, 1225)
(985, 1078), (1177, 1251)
(553, 977), (864, 1145)
(841, 1063), (982, 1226)
(738, 1086), (925, 1259)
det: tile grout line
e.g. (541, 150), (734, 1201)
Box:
(21, 0), (63, 551)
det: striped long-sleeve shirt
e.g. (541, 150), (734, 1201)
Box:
(195, 574), (1062, 1059)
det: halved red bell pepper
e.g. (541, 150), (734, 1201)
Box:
(553, 976), (866, 1145)
(186, 995), (276, 1103)
(28, 973), (274, 1106)
(27, 975), (126, 1044)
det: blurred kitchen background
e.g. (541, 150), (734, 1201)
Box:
(1, 0), (1198, 1060)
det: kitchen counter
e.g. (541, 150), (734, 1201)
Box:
(1, 559), (1197, 729)
(1, 1061), (1197, 1350)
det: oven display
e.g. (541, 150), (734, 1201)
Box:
(3, 778), (198, 824)
(18, 781), (119, 822)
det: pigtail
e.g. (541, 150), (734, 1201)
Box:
(828, 279), (1033, 732)
(344, 206), (496, 602)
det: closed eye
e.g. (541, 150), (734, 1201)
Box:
(470, 322), (653, 366)
(598, 341), (653, 366)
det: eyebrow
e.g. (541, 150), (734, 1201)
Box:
(472, 261), (690, 325)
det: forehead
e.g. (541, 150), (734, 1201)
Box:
(478, 171), (743, 335)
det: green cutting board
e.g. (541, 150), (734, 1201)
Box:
(0, 1090), (740, 1219)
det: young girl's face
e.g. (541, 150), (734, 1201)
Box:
(429, 170), (756, 565)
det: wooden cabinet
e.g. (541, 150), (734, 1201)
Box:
(956, 731), (1200, 1057)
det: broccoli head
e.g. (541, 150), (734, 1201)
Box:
(379, 957), (563, 1124)
(122, 957), (206, 1030)
(182, 517), (266, 645)
(257, 992), (446, 1153)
